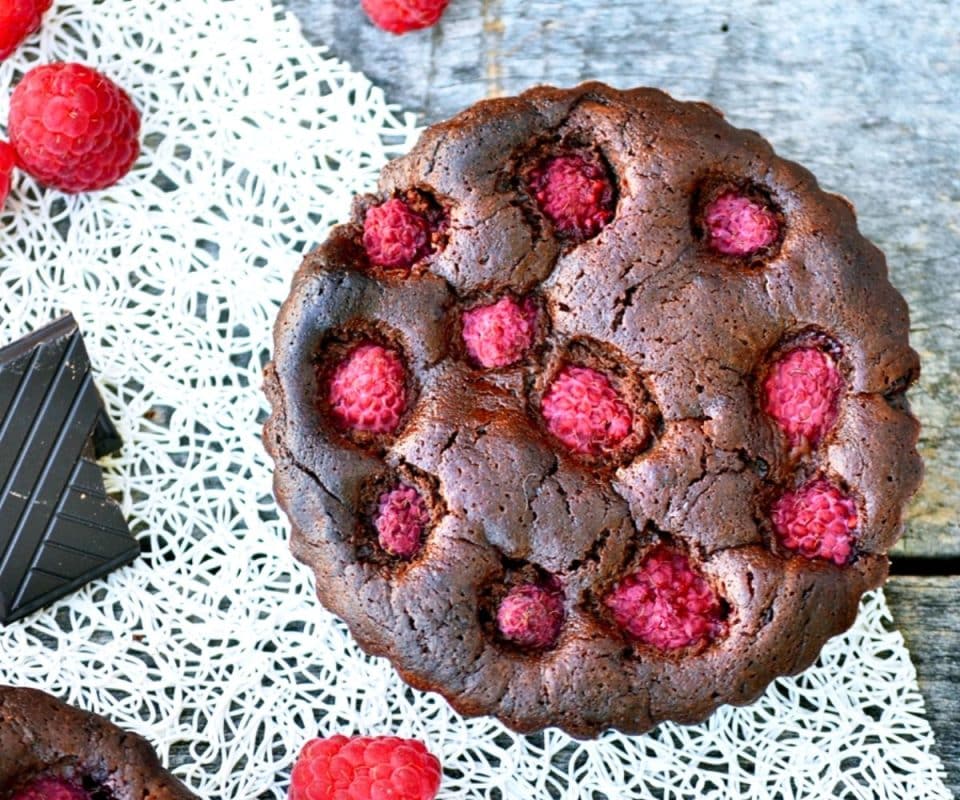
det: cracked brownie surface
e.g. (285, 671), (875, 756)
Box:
(264, 83), (922, 737)
(0, 686), (197, 799)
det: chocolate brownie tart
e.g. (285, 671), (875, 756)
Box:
(264, 83), (922, 737)
(0, 686), (197, 799)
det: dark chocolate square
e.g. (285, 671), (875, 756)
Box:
(0, 315), (139, 625)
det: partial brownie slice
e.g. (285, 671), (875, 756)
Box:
(0, 686), (197, 799)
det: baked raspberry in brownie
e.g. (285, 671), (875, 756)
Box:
(264, 83), (922, 737)
(0, 686), (197, 799)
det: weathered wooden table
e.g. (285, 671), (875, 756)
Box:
(287, 0), (960, 790)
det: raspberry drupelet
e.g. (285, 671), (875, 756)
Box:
(605, 546), (726, 651)
(771, 479), (858, 565)
(461, 295), (538, 368)
(375, 484), (430, 558)
(541, 365), (632, 456)
(363, 197), (432, 270)
(763, 346), (844, 449)
(496, 582), (565, 649)
(703, 191), (779, 256)
(328, 343), (407, 434)
(290, 735), (441, 800)
(9, 777), (89, 800)
(527, 152), (615, 240)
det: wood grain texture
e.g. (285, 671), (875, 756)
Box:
(286, 0), (960, 560)
(886, 576), (960, 796)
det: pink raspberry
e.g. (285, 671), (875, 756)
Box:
(541, 365), (632, 456)
(0, 141), (15, 207)
(604, 546), (725, 651)
(328, 343), (407, 434)
(375, 484), (430, 558)
(9, 63), (141, 193)
(0, 0), (53, 61)
(771, 479), (858, 565)
(290, 735), (441, 800)
(703, 191), (779, 256)
(496, 582), (565, 649)
(527, 153), (615, 240)
(763, 347), (844, 448)
(461, 295), (537, 368)
(360, 0), (450, 35)
(9, 777), (89, 800)
(363, 198), (432, 269)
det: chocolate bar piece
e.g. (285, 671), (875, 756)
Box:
(0, 315), (139, 625)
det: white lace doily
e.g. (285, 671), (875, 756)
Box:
(0, 2), (951, 798)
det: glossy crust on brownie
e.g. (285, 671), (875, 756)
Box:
(0, 686), (197, 799)
(264, 83), (922, 737)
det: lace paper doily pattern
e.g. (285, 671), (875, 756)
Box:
(0, 1), (949, 798)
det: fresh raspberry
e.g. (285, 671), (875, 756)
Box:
(527, 152), (615, 240)
(328, 343), (408, 435)
(9, 776), (89, 800)
(8, 62), (141, 193)
(375, 484), (430, 558)
(771, 479), (858, 565)
(703, 191), (779, 256)
(763, 346), (844, 448)
(605, 546), (725, 651)
(0, 0), (53, 61)
(461, 295), (538, 368)
(363, 198), (432, 269)
(360, 0), (450, 34)
(541, 365), (632, 456)
(290, 735), (442, 800)
(496, 582), (565, 649)
(0, 141), (15, 207)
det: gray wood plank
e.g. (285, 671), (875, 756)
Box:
(285, 0), (960, 559)
(886, 575), (960, 797)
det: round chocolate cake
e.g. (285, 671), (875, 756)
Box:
(0, 686), (197, 800)
(264, 83), (922, 737)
